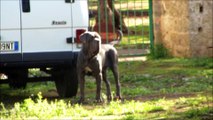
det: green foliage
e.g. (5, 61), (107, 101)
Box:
(149, 43), (171, 59)
(187, 58), (213, 69)
(184, 107), (213, 119)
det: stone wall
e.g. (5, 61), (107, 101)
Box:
(153, 0), (213, 57)
(189, 0), (213, 57)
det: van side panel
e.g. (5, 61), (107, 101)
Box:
(72, 0), (89, 51)
(0, 0), (22, 62)
(72, 0), (89, 27)
(21, 0), (73, 54)
(1, 0), (89, 67)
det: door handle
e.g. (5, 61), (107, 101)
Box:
(22, 0), (30, 12)
(65, 0), (75, 3)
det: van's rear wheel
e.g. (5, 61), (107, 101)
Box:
(8, 69), (28, 89)
(53, 67), (78, 98)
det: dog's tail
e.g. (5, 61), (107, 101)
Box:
(109, 30), (123, 46)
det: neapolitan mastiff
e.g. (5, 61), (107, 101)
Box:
(77, 31), (122, 103)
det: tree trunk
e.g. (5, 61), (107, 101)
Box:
(107, 0), (128, 33)
(94, 0), (128, 34)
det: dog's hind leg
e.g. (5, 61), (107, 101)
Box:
(102, 69), (112, 101)
(108, 50), (122, 100)
(111, 64), (122, 100)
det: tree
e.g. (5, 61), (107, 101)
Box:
(107, 0), (128, 33)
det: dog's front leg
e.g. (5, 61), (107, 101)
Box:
(78, 72), (85, 103)
(95, 73), (103, 102)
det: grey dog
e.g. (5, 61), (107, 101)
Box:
(77, 31), (122, 103)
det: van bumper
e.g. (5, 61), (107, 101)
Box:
(0, 51), (79, 68)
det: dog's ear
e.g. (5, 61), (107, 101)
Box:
(93, 32), (101, 55)
(79, 33), (87, 43)
(93, 32), (101, 42)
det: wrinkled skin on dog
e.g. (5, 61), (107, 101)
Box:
(77, 31), (122, 103)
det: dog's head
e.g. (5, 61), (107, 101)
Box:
(79, 31), (101, 58)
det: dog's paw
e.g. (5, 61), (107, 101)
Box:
(78, 97), (85, 104)
(107, 95), (112, 102)
(114, 96), (122, 101)
(95, 98), (103, 103)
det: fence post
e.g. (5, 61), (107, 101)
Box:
(98, 0), (101, 33)
(149, 0), (154, 53)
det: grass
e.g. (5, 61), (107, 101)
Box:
(0, 93), (212, 119)
(0, 58), (212, 119)
(120, 35), (149, 45)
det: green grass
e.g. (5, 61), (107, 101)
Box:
(0, 82), (55, 97)
(1, 93), (212, 119)
(118, 58), (212, 95)
(120, 35), (149, 45)
(120, 24), (150, 45)
(0, 58), (212, 119)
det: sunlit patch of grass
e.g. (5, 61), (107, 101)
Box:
(0, 94), (165, 119)
(120, 35), (150, 45)
(89, 0), (149, 11)
(1, 93), (211, 119)
(124, 17), (149, 27)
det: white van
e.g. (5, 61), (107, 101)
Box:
(0, 0), (89, 97)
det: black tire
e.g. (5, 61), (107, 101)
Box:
(8, 69), (28, 89)
(53, 67), (78, 98)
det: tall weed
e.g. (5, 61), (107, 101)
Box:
(149, 43), (171, 59)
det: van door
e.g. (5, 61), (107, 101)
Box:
(0, 0), (22, 62)
(21, 0), (73, 61)
(71, 0), (89, 52)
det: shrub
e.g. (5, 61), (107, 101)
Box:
(149, 43), (171, 59)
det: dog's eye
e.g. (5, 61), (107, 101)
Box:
(93, 36), (98, 39)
